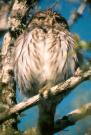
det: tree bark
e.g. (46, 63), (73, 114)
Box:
(0, 0), (37, 134)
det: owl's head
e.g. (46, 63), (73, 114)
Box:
(29, 9), (69, 29)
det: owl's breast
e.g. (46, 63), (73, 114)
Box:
(14, 28), (77, 97)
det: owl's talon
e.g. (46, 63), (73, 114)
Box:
(74, 68), (82, 77)
(39, 88), (50, 99)
(39, 84), (52, 99)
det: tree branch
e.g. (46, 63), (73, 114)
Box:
(0, 67), (91, 126)
(0, 0), (37, 134)
(54, 102), (91, 133)
(68, 0), (87, 26)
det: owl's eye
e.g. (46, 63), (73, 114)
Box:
(55, 17), (61, 22)
(56, 16), (69, 29)
(38, 16), (45, 20)
(56, 16), (66, 23)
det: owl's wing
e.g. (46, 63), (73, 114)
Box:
(14, 31), (32, 64)
(14, 30), (34, 96)
(58, 30), (78, 79)
(43, 29), (78, 82)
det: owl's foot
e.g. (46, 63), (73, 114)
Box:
(39, 85), (59, 112)
(39, 86), (51, 100)
(39, 86), (57, 116)
(74, 67), (82, 77)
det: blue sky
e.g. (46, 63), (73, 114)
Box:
(10, 0), (91, 134)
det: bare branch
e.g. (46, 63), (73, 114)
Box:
(68, 0), (87, 26)
(54, 102), (91, 133)
(0, 0), (14, 32)
(0, 67), (91, 124)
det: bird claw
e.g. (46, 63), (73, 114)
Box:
(39, 87), (57, 112)
(74, 67), (82, 77)
(39, 87), (51, 100)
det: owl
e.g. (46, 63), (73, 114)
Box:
(14, 9), (77, 98)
